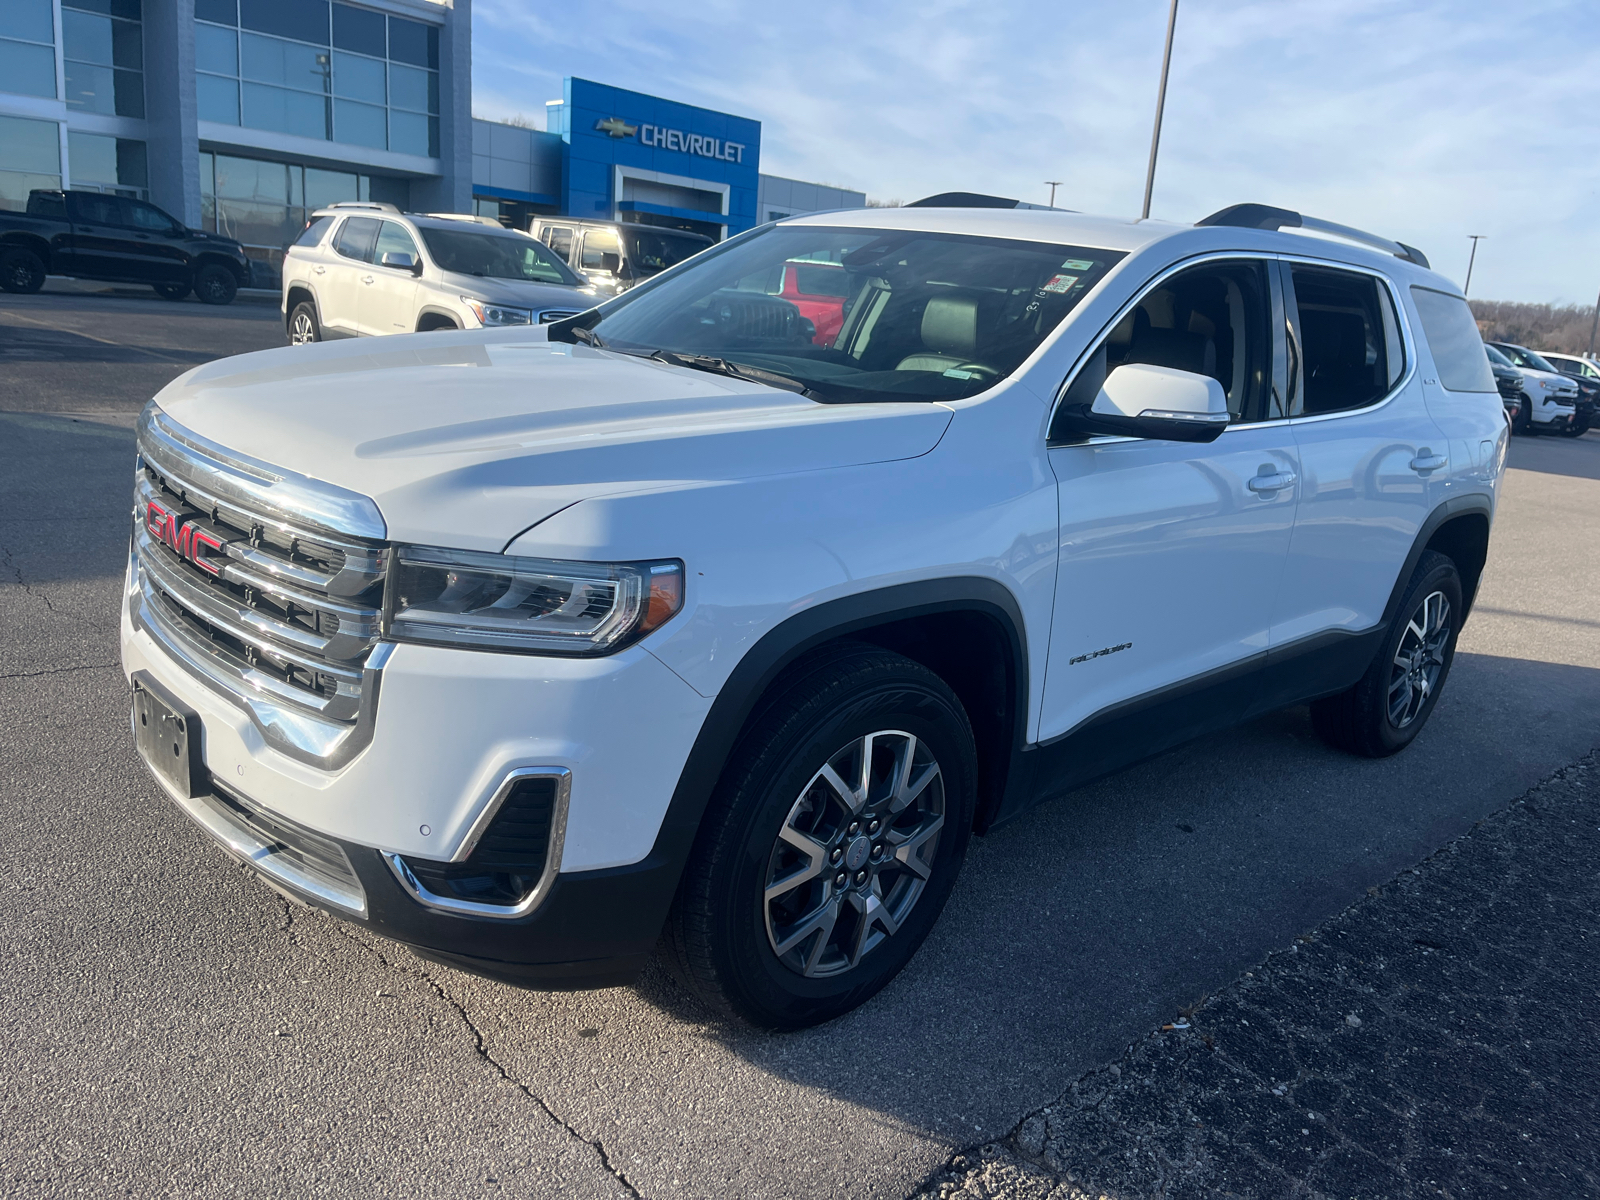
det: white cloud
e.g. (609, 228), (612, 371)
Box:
(472, 0), (1600, 302)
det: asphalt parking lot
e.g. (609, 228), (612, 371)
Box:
(3, 285), (1598, 1198)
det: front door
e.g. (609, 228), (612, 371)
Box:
(322, 216), (380, 337)
(121, 199), (190, 285)
(358, 219), (421, 335)
(63, 191), (130, 279)
(1040, 257), (1299, 744)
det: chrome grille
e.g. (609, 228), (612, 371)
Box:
(131, 405), (388, 765)
(537, 308), (582, 324)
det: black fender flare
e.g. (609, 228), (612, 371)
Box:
(1381, 491), (1494, 628)
(551, 578), (1031, 956)
(415, 305), (462, 331)
(283, 284), (320, 331)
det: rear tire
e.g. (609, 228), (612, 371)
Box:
(0, 247), (46, 294)
(1311, 550), (1462, 758)
(153, 281), (190, 301)
(1560, 413), (1589, 437)
(194, 264), (238, 305)
(663, 644), (977, 1029)
(287, 301), (320, 345)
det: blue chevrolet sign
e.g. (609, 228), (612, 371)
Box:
(560, 77), (762, 237)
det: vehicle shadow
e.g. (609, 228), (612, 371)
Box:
(629, 650), (1600, 1145)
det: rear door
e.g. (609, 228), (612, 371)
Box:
(1040, 256), (1300, 743)
(358, 219), (422, 335)
(1263, 261), (1442, 700)
(322, 216), (380, 337)
(578, 227), (623, 291)
(63, 192), (129, 278)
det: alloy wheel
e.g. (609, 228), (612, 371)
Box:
(290, 312), (317, 344)
(1388, 590), (1450, 729)
(763, 730), (945, 978)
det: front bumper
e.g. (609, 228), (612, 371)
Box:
(121, 557), (714, 985)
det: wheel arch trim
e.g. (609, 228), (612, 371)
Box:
(1384, 492), (1494, 627)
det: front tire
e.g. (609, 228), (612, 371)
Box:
(664, 644), (977, 1028)
(1511, 395), (1532, 435)
(194, 264), (238, 305)
(0, 247), (46, 294)
(287, 301), (321, 345)
(1311, 550), (1462, 758)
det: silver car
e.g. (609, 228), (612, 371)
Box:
(281, 203), (595, 343)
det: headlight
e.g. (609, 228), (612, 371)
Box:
(383, 546), (683, 655)
(462, 297), (532, 327)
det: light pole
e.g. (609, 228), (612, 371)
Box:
(1141, 0), (1181, 220)
(1588, 285), (1600, 358)
(1463, 235), (1485, 296)
(1044, 181), (1063, 207)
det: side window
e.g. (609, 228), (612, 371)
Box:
(333, 216), (381, 263)
(373, 220), (420, 264)
(294, 215), (335, 247)
(1288, 267), (1404, 415)
(542, 226), (573, 259)
(580, 229), (621, 270)
(125, 201), (176, 232)
(1409, 286), (1496, 394)
(1071, 259), (1271, 427)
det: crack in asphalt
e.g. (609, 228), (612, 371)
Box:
(323, 922), (645, 1198)
(0, 662), (119, 680)
(0, 541), (56, 612)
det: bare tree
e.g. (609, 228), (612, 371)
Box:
(865, 198), (902, 208)
(1470, 300), (1598, 354)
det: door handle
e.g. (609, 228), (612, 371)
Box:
(1248, 470), (1296, 494)
(361, 274), (374, 285)
(1410, 449), (1448, 473)
(312, 265), (325, 275)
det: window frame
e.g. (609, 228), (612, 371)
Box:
(1047, 252), (1279, 446)
(1277, 255), (1415, 426)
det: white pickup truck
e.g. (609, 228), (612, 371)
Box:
(123, 199), (1506, 1027)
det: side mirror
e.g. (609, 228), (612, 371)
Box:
(380, 250), (420, 274)
(1056, 362), (1229, 443)
(599, 251), (621, 274)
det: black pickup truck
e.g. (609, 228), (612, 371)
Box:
(0, 190), (250, 305)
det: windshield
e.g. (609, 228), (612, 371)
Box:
(1484, 344), (1513, 368)
(572, 225), (1124, 404)
(1498, 344), (1557, 373)
(625, 228), (710, 274)
(419, 227), (582, 285)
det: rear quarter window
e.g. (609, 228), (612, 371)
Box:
(1410, 286), (1496, 393)
(294, 215), (335, 248)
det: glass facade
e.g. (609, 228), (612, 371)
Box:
(196, 0), (440, 157)
(0, 114), (63, 211)
(199, 148), (377, 286)
(67, 130), (148, 197)
(0, 0), (58, 99)
(63, 0), (145, 119)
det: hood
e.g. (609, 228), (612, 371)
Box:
(437, 271), (594, 310)
(150, 329), (953, 551)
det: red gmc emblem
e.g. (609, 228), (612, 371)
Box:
(144, 498), (227, 576)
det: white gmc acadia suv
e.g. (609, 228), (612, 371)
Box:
(123, 199), (1507, 1028)
(280, 203), (593, 343)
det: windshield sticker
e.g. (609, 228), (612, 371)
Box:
(1041, 274), (1080, 295)
(942, 368), (976, 380)
(1059, 258), (1096, 271)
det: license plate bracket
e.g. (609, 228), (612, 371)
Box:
(132, 672), (207, 798)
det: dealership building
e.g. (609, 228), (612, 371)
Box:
(0, 0), (864, 286)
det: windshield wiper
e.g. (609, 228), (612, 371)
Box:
(649, 350), (812, 397)
(568, 324), (606, 347)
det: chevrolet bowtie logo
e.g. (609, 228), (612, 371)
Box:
(594, 117), (638, 138)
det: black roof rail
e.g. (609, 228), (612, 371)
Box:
(907, 192), (1074, 212)
(1197, 203), (1429, 269)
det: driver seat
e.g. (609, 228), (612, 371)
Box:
(897, 296), (979, 372)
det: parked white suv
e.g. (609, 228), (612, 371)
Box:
(1486, 341), (1578, 434)
(125, 198), (1506, 1027)
(281, 203), (593, 343)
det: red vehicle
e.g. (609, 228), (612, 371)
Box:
(778, 259), (849, 346)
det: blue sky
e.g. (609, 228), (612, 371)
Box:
(472, 0), (1600, 305)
